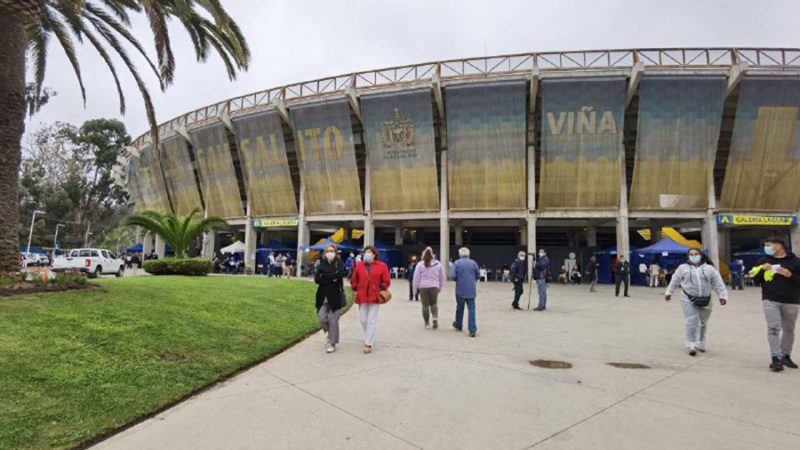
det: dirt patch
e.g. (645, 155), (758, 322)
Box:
(159, 352), (189, 362)
(530, 359), (573, 369)
(607, 362), (651, 369)
(0, 282), (97, 298)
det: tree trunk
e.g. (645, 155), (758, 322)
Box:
(0, 14), (27, 272)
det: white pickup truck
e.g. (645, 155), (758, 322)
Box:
(52, 248), (126, 278)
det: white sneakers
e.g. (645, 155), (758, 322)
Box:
(688, 346), (697, 356)
(326, 344), (336, 353)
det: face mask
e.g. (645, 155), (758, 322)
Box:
(325, 252), (335, 261)
(518, 255), (525, 261)
(764, 246), (776, 256)
(538, 252), (545, 257)
(364, 253), (374, 263)
(689, 255), (702, 264)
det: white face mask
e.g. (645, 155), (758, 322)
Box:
(363, 253), (374, 263)
(325, 252), (335, 262)
(518, 255), (525, 261)
(538, 252), (545, 258)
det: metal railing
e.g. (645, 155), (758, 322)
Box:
(130, 47), (800, 148)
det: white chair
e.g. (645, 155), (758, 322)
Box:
(391, 267), (399, 279)
(479, 268), (488, 282)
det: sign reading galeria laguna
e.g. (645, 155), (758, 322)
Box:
(717, 215), (799, 226)
(252, 219), (300, 228)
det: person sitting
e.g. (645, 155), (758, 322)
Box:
(479, 266), (488, 283)
(570, 267), (582, 284)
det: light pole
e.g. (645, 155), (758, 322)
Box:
(53, 223), (65, 260)
(26, 210), (45, 256)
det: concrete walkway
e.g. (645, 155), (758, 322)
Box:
(95, 281), (800, 450)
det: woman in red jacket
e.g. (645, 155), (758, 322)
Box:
(350, 245), (391, 354)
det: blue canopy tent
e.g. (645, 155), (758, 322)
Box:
(635, 237), (697, 284)
(733, 248), (765, 272)
(305, 238), (338, 252)
(594, 245), (641, 284)
(256, 240), (297, 269)
(126, 243), (143, 253)
(336, 240), (361, 253)
(372, 239), (402, 269)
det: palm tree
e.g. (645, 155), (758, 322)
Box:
(0, 1), (249, 272)
(125, 208), (227, 259)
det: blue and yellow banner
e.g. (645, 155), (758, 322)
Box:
(362, 89), (439, 212)
(539, 77), (626, 209)
(445, 81), (527, 210)
(630, 75), (726, 210)
(290, 99), (362, 215)
(717, 214), (798, 226)
(189, 122), (245, 218)
(160, 135), (203, 216)
(720, 76), (800, 212)
(232, 110), (298, 217)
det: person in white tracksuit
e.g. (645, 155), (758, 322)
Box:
(665, 248), (729, 356)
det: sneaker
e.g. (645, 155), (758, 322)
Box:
(533, 307), (544, 311)
(688, 346), (697, 356)
(326, 344), (336, 353)
(696, 345), (706, 353)
(782, 355), (798, 369)
(432, 319), (438, 329)
(469, 331), (476, 337)
(770, 356), (784, 371)
(452, 322), (462, 332)
(425, 323), (431, 330)
(512, 305), (523, 310)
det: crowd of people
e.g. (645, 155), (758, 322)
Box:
(312, 237), (800, 372)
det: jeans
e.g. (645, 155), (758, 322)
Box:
(763, 300), (799, 357)
(512, 281), (523, 307)
(615, 274), (629, 296)
(408, 279), (418, 300)
(537, 278), (547, 309)
(455, 296), (476, 333)
(681, 299), (712, 348)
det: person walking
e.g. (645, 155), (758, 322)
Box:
(585, 255), (598, 292)
(639, 261), (649, 286)
(748, 237), (800, 371)
(615, 255), (631, 297)
(345, 253), (355, 280)
(450, 247), (480, 336)
(350, 245), (391, 354)
(413, 247), (445, 329)
(665, 249), (728, 356)
(407, 255), (419, 301)
(314, 244), (347, 354)
(533, 249), (550, 311)
(510, 251), (527, 310)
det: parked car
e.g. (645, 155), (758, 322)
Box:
(21, 253), (49, 267)
(52, 248), (125, 278)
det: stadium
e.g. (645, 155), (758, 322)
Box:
(113, 47), (800, 281)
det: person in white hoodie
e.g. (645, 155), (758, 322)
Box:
(665, 248), (728, 356)
(413, 247), (445, 329)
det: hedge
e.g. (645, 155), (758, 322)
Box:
(143, 258), (214, 276)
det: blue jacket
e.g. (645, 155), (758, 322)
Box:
(510, 258), (526, 283)
(450, 257), (480, 298)
(534, 256), (550, 280)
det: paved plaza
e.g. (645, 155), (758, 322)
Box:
(96, 280), (800, 450)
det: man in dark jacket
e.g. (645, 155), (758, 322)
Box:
(407, 256), (419, 301)
(533, 249), (551, 311)
(614, 255), (631, 297)
(750, 237), (800, 371)
(586, 255), (598, 293)
(510, 251), (527, 310)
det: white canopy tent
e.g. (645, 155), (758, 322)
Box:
(220, 240), (246, 254)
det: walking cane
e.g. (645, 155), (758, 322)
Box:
(526, 255), (535, 310)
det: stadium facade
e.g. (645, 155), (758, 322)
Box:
(113, 48), (800, 277)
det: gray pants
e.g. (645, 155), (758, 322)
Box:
(763, 300), (799, 357)
(318, 303), (341, 345)
(681, 299), (712, 348)
(419, 287), (439, 324)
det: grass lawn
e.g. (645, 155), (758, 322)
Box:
(0, 275), (333, 449)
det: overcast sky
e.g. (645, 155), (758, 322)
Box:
(26, 0), (799, 142)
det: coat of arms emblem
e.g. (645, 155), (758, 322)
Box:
(380, 108), (415, 150)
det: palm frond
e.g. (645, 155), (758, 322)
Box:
(73, 13), (126, 114)
(139, 0), (175, 85)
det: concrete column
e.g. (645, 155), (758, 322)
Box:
(244, 208), (257, 274)
(154, 234), (166, 259)
(527, 215), (536, 282)
(439, 149), (450, 275)
(142, 232), (153, 256)
(454, 224), (463, 246)
(134, 227), (143, 245)
(586, 226), (597, 248)
(363, 157), (374, 246)
(704, 166), (720, 268)
(719, 227), (731, 265)
(203, 230), (216, 260)
(296, 177), (308, 277)
(617, 149), (630, 260)
(519, 224), (527, 247)
(344, 223), (352, 242)
(791, 224), (800, 255)
(394, 226), (403, 246)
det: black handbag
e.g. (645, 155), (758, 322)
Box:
(688, 295), (711, 307)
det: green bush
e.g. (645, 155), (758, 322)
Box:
(143, 258), (213, 276)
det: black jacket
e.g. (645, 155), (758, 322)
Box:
(314, 258), (346, 312)
(585, 260), (597, 276)
(753, 253), (800, 304)
(510, 258), (526, 283)
(615, 261), (631, 276)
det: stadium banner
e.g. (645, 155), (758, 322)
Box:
(125, 154), (146, 211)
(252, 218), (300, 228)
(539, 77), (626, 209)
(289, 99), (363, 214)
(160, 135), (203, 216)
(717, 214), (798, 226)
(137, 145), (171, 213)
(231, 110), (298, 217)
(361, 89), (439, 212)
(189, 122), (245, 218)
(720, 76), (800, 212)
(445, 80), (527, 210)
(629, 75), (726, 210)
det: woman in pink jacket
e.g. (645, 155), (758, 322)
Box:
(413, 247), (446, 329)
